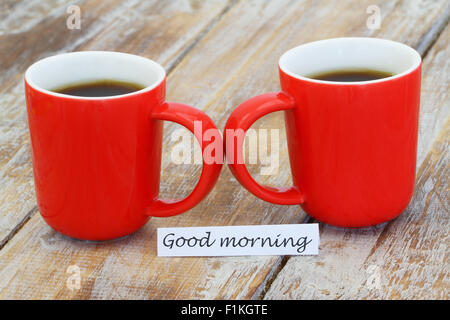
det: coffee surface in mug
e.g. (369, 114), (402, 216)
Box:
(53, 80), (145, 97)
(308, 69), (394, 82)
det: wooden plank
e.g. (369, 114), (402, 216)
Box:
(0, 0), (307, 299)
(359, 122), (449, 299)
(0, 0), (448, 299)
(265, 123), (449, 300)
(264, 24), (450, 300)
(0, 0), (234, 247)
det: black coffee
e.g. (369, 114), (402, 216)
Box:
(308, 69), (394, 82)
(54, 80), (145, 97)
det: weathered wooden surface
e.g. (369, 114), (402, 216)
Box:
(0, 0), (234, 247)
(264, 23), (450, 300)
(0, 0), (448, 299)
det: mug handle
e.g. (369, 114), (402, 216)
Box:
(148, 102), (223, 217)
(224, 92), (305, 205)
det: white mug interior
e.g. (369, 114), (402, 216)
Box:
(24, 51), (166, 99)
(279, 37), (421, 84)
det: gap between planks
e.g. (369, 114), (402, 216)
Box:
(0, 205), (37, 250)
(258, 8), (450, 300)
(254, 215), (313, 299)
(0, 0), (447, 299)
(415, 1), (450, 57)
(0, 0), (240, 252)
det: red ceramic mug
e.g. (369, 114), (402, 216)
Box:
(25, 51), (222, 240)
(225, 38), (421, 227)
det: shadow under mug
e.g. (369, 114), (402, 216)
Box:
(25, 51), (222, 240)
(225, 38), (421, 227)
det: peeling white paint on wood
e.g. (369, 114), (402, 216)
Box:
(0, 0), (448, 299)
(264, 24), (450, 300)
(0, 0), (233, 245)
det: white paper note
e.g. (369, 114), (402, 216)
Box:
(157, 224), (319, 257)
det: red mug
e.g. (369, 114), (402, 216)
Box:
(25, 51), (222, 240)
(225, 38), (421, 227)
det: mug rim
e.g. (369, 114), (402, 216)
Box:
(278, 37), (422, 85)
(24, 51), (166, 100)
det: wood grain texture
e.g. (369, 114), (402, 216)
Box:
(0, 0), (448, 299)
(0, 0), (308, 299)
(0, 0), (234, 247)
(265, 123), (449, 300)
(264, 24), (450, 300)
